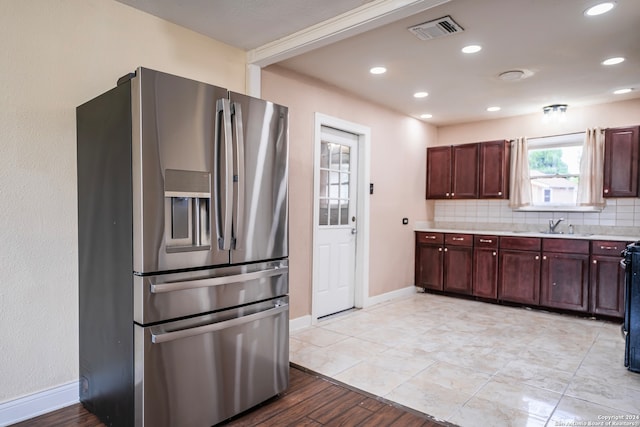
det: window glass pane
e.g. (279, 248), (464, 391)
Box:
(330, 172), (340, 198)
(330, 144), (340, 169)
(528, 142), (581, 206)
(320, 142), (330, 168)
(318, 199), (328, 226)
(329, 199), (340, 225)
(340, 173), (350, 199)
(340, 145), (350, 172)
(528, 147), (581, 175)
(319, 170), (329, 197)
(340, 201), (349, 225)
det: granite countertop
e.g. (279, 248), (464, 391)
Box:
(413, 226), (637, 242)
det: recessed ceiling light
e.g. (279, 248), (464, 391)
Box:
(414, 91), (429, 98)
(614, 88), (633, 94)
(487, 106), (501, 112)
(602, 57), (625, 65)
(369, 66), (387, 75)
(584, 2), (615, 16)
(420, 114), (433, 119)
(462, 45), (482, 54)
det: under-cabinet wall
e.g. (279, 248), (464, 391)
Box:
(433, 198), (640, 229)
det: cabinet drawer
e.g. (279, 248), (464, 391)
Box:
(416, 232), (444, 244)
(591, 240), (628, 256)
(500, 236), (541, 251)
(474, 235), (498, 249)
(445, 234), (473, 246)
(543, 238), (589, 254)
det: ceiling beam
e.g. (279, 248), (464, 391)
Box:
(247, 0), (450, 67)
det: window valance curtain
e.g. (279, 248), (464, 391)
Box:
(508, 137), (532, 208)
(576, 127), (606, 208)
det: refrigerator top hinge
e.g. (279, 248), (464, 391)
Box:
(117, 70), (137, 86)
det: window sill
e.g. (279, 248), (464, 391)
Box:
(513, 205), (604, 213)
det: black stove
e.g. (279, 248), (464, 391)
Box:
(621, 241), (640, 373)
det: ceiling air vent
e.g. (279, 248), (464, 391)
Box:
(408, 15), (464, 40)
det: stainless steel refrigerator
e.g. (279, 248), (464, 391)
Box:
(77, 67), (289, 426)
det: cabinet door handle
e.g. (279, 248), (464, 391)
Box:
(452, 237), (465, 241)
(479, 239), (493, 243)
(600, 245), (618, 250)
(425, 235), (436, 240)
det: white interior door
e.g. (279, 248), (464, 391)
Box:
(314, 126), (358, 318)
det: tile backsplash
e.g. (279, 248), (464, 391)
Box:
(433, 199), (640, 237)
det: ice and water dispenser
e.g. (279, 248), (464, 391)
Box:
(164, 169), (211, 252)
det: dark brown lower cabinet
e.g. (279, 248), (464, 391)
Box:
(499, 249), (541, 305)
(473, 235), (499, 298)
(498, 237), (541, 305)
(590, 240), (629, 318)
(540, 252), (589, 312)
(540, 238), (590, 312)
(415, 232), (444, 291)
(590, 255), (625, 317)
(415, 232), (627, 319)
(443, 234), (473, 295)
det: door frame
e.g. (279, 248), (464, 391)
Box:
(312, 113), (371, 324)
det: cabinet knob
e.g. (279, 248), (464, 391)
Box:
(446, 193), (450, 197)
(593, 260), (598, 264)
(498, 191), (502, 196)
(444, 248), (448, 252)
(438, 248), (442, 252)
(604, 189), (609, 194)
(535, 255), (540, 260)
(543, 255), (547, 260)
(492, 252), (497, 256)
(451, 193), (455, 197)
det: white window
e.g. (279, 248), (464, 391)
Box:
(527, 133), (583, 207)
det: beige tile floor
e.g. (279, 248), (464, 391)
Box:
(290, 292), (640, 426)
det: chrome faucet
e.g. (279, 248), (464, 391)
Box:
(548, 218), (564, 233)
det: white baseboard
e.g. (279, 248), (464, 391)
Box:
(289, 314), (312, 331)
(364, 285), (417, 308)
(0, 381), (78, 427)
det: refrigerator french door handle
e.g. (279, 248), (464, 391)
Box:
(149, 266), (288, 293)
(231, 102), (245, 250)
(150, 303), (288, 344)
(215, 98), (234, 251)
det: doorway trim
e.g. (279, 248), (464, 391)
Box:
(312, 113), (370, 324)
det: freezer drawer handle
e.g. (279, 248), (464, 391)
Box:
(151, 303), (288, 344)
(150, 266), (289, 294)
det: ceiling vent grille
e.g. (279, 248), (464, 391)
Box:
(408, 15), (464, 40)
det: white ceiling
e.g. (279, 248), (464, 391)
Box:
(115, 0), (640, 126)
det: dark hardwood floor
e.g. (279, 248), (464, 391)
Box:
(11, 365), (452, 427)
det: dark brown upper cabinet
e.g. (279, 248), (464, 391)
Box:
(426, 140), (509, 200)
(426, 143), (478, 199)
(603, 126), (639, 197)
(479, 140), (510, 199)
(425, 146), (452, 199)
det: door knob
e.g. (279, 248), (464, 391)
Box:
(351, 228), (357, 235)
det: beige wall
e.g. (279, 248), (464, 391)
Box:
(437, 98), (640, 146)
(0, 0), (245, 403)
(261, 65), (435, 319)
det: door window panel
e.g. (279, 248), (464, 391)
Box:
(319, 141), (352, 226)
